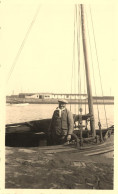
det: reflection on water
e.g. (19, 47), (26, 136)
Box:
(6, 104), (114, 129)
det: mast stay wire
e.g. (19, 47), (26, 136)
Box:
(80, 7), (87, 115)
(74, 5), (78, 113)
(83, 45), (87, 114)
(70, 5), (76, 111)
(71, 5), (87, 116)
(72, 5), (76, 113)
(89, 6), (108, 128)
(71, 4), (81, 114)
(7, 4), (42, 83)
(77, 5), (82, 114)
(73, 4), (77, 114)
(77, 5), (88, 116)
(85, 8), (101, 123)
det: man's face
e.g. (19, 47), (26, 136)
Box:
(59, 102), (66, 109)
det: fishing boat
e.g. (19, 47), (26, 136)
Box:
(6, 5), (114, 156)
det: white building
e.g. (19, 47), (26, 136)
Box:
(19, 93), (87, 100)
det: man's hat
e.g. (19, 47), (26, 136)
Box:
(58, 99), (68, 104)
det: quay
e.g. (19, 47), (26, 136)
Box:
(6, 94), (114, 105)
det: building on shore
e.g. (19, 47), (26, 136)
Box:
(6, 93), (114, 104)
(18, 93), (88, 100)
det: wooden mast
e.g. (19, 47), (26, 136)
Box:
(80, 4), (96, 136)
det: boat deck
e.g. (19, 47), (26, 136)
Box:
(5, 135), (113, 189)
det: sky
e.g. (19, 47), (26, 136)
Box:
(0, 0), (116, 96)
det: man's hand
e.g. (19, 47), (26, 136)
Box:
(67, 134), (71, 141)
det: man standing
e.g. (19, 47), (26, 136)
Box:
(48, 99), (74, 145)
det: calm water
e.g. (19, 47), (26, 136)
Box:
(6, 103), (114, 129)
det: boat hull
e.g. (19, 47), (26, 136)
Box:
(5, 118), (114, 147)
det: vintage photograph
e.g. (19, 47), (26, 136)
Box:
(1, 0), (115, 191)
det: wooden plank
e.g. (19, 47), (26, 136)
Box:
(44, 147), (77, 154)
(84, 147), (114, 156)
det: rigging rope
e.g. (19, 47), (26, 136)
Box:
(71, 5), (109, 131)
(77, 5), (82, 114)
(83, 57), (87, 114)
(71, 4), (87, 116)
(89, 6), (108, 128)
(70, 5), (76, 111)
(74, 5), (78, 113)
(85, 8), (101, 123)
(7, 5), (41, 83)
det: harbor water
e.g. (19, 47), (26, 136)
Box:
(6, 104), (114, 129)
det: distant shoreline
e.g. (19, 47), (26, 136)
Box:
(6, 97), (114, 105)
(6, 101), (114, 105)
